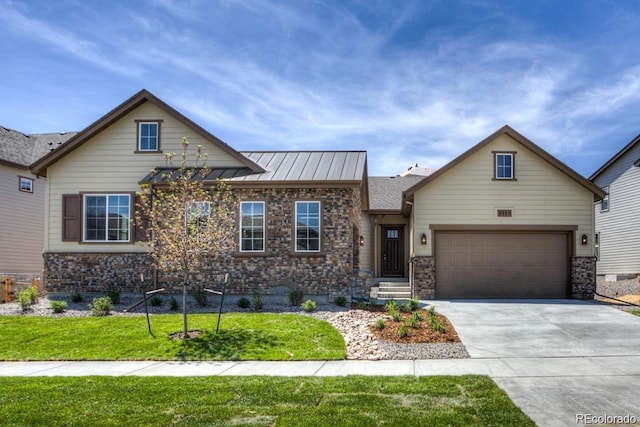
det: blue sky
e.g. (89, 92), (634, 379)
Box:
(2, 0), (640, 177)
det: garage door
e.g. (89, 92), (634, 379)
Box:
(435, 232), (569, 299)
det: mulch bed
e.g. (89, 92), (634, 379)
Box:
(368, 309), (462, 344)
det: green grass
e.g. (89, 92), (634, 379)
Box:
(0, 313), (345, 361)
(0, 375), (534, 426)
(629, 309), (640, 317)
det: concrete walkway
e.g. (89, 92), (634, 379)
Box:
(1, 300), (639, 427)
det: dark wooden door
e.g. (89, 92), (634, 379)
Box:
(382, 226), (404, 277)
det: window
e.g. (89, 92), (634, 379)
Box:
(295, 201), (320, 252)
(84, 194), (130, 242)
(186, 201), (210, 233)
(494, 152), (515, 180)
(601, 187), (609, 211)
(137, 121), (160, 152)
(19, 176), (33, 193)
(240, 202), (265, 252)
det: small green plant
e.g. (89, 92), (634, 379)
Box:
(301, 299), (317, 312)
(428, 306), (436, 316)
(50, 300), (67, 313)
(89, 296), (112, 317)
(168, 297), (179, 311)
(410, 297), (420, 311)
(149, 296), (162, 307)
(106, 288), (120, 305)
(237, 297), (251, 308)
(400, 301), (412, 313)
(17, 287), (34, 311)
(375, 319), (385, 330)
(252, 291), (263, 311)
(411, 311), (423, 322)
(398, 324), (409, 338)
(384, 300), (398, 314)
(194, 286), (207, 307)
(70, 291), (84, 303)
(357, 300), (368, 310)
(407, 317), (420, 329)
(334, 295), (347, 307)
(288, 288), (304, 306)
(390, 311), (401, 322)
(427, 307), (445, 333)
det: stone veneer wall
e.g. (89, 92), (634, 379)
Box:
(44, 186), (361, 300)
(411, 256), (435, 300)
(571, 256), (596, 299)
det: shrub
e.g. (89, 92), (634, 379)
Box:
(106, 288), (120, 305)
(407, 317), (420, 329)
(384, 300), (397, 314)
(50, 300), (67, 313)
(149, 296), (162, 307)
(237, 297), (251, 309)
(410, 297), (420, 311)
(90, 296), (112, 317)
(194, 286), (207, 307)
(288, 288), (304, 306)
(252, 291), (263, 311)
(70, 291), (84, 303)
(400, 301), (412, 313)
(169, 297), (179, 311)
(357, 300), (368, 310)
(411, 311), (423, 322)
(334, 295), (347, 307)
(301, 299), (317, 313)
(17, 287), (34, 311)
(430, 317), (446, 333)
(390, 311), (401, 322)
(398, 325), (409, 338)
(375, 319), (385, 330)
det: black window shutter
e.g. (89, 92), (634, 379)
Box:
(62, 194), (81, 242)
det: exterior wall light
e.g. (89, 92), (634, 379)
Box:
(420, 233), (427, 245)
(581, 234), (588, 245)
(359, 235), (364, 246)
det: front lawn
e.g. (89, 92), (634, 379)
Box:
(0, 375), (534, 426)
(0, 313), (345, 361)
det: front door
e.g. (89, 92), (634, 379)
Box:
(381, 226), (404, 277)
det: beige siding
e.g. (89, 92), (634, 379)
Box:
(413, 134), (595, 257)
(0, 165), (45, 274)
(46, 102), (247, 252)
(359, 213), (372, 271)
(361, 213), (410, 277)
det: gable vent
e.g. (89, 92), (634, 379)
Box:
(497, 209), (513, 218)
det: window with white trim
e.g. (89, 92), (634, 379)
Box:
(186, 201), (211, 234)
(137, 121), (159, 151)
(19, 176), (33, 193)
(84, 194), (130, 242)
(495, 152), (514, 179)
(295, 201), (320, 252)
(601, 187), (609, 211)
(240, 201), (265, 252)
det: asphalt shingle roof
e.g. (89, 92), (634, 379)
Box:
(368, 175), (425, 211)
(0, 126), (76, 167)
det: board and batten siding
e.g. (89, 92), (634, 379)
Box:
(0, 164), (45, 274)
(412, 134), (596, 258)
(45, 101), (247, 253)
(593, 142), (640, 275)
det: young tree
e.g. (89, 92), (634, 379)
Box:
(136, 137), (235, 338)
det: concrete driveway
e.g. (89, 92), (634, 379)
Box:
(435, 300), (640, 427)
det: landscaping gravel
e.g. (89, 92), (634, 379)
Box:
(0, 297), (469, 360)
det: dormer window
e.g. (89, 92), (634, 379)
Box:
(136, 120), (162, 152)
(493, 152), (516, 180)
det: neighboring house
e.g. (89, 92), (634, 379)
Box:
(0, 126), (74, 283)
(30, 90), (603, 300)
(31, 90), (366, 301)
(589, 133), (640, 279)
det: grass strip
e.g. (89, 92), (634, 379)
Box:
(0, 313), (345, 361)
(0, 375), (534, 426)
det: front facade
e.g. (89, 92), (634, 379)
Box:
(32, 90), (365, 301)
(31, 91), (601, 300)
(402, 127), (604, 300)
(590, 134), (640, 278)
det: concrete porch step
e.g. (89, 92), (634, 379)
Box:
(375, 282), (411, 300)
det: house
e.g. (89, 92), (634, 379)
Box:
(589, 133), (640, 280)
(31, 90), (366, 301)
(30, 90), (603, 300)
(361, 126), (604, 300)
(0, 126), (74, 284)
